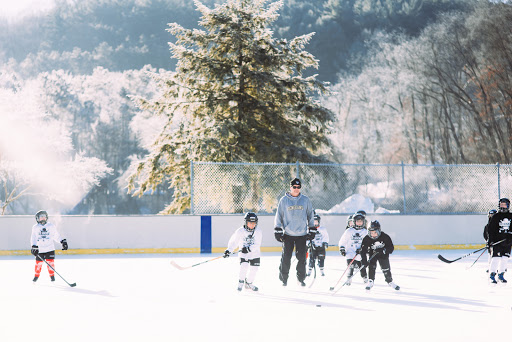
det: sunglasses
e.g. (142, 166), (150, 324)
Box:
(292, 185), (301, 189)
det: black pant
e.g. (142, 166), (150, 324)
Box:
(279, 235), (308, 282)
(348, 259), (367, 278)
(368, 256), (393, 283)
(308, 246), (326, 268)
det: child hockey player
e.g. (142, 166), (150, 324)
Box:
(486, 198), (512, 284)
(360, 220), (399, 291)
(223, 212), (262, 291)
(307, 213), (329, 277)
(338, 212), (368, 285)
(30, 210), (68, 282)
(345, 214), (354, 229)
(483, 209), (497, 273)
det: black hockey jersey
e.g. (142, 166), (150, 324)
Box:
(487, 211), (512, 245)
(360, 231), (394, 263)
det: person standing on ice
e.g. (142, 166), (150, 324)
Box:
(338, 212), (368, 285)
(30, 210), (68, 282)
(306, 212), (329, 277)
(274, 178), (316, 287)
(483, 209), (497, 274)
(223, 212), (262, 291)
(486, 198), (512, 284)
(360, 220), (399, 291)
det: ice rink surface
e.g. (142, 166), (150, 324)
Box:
(1, 249), (511, 342)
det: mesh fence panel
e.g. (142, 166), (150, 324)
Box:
(191, 162), (505, 214)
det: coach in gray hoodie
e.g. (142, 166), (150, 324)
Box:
(274, 178), (316, 286)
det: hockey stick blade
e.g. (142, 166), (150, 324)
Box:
(437, 254), (457, 263)
(170, 260), (188, 270)
(70, 283), (77, 287)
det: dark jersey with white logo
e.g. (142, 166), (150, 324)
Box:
(360, 232), (394, 263)
(487, 211), (512, 245)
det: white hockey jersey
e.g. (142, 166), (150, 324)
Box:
(30, 222), (63, 253)
(338, 227), (368, 261)
(227, 225), (263, 259)
(310, 226), (329, 248)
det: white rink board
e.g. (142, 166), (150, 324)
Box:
(0, 214), (488, 251)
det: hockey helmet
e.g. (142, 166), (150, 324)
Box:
(368, 220), (381, 239)
(356, 210), (367, 218)
(352, 213), (366, 230)
(244, 212), (258, 231)
(346, 214), (354, 228)
(314, 212), (321, 227)
(498, 198), (510, 212)
(488, 209), (497, 219)
(35, 210), (48, 225)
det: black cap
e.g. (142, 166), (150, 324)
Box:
(290, 178), (301, 186)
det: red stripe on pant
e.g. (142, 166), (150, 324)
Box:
(34, 259), (55, 277)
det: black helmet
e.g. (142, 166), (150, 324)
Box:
(368, 220), (381, 239)
(356, 210), (367, 217)
(499, 198), (510, 212)
(352, 213), (366, 230)
(35, 210), (48, 225)
(488, 209), (497, 219)
(314, 213), (321, 227)
(244, 212), (258, 231)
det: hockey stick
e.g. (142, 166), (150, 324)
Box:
(437, 239), (506, 264)
(307, 244), (317, 288)
(332, 251), (380, 295)
(170, 254), (225, 270)
(35, 254), (76, 287)
(466, 248), (488, 270)
(329, 253), (358, 291)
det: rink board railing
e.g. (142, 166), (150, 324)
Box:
(0, 214), (487, 255)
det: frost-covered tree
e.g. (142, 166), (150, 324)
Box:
(128, 0), (335, 214)
(0, 79), (113, 215)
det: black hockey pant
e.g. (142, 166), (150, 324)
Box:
(308, 247), (326, 268)
(347, 259), (367, 278)
(368, 256), (393, 283)
(279, 235), (308, 282)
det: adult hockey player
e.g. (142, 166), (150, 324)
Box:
(274, 178), (316, 287)
(338, 212), (368, 285)
(486, 198), (512, 284)
(360, 220), (399, 291)
(223, 212), (262, 291)
(307, 213), (329, 277)
(30, 210), (68, 282)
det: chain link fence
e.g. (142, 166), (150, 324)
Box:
(190, 162), (512, 215)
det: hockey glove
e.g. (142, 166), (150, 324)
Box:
(241, 246), (251, 254)
(307, 227), (318, 240)
(31, 245), (39, 256)
(223, 249), (231, 258)
(274, 227), (284, 242)
(355, 247), (361, 254)
(322, 242), (328, 249)
(339, 246), (346, 256)
(61, 239), (68, 250)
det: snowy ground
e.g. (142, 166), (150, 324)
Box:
(1, 250), (510, 341)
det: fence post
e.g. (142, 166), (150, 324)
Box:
(497, 162), (501, 199)
(190, 160), (195, 215)
(296, 160), (300, 179)
(401, 161), (407, 214)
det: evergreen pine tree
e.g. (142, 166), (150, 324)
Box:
(128, 0), (335, 214)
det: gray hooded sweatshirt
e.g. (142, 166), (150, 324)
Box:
(274, 192), (315, 236)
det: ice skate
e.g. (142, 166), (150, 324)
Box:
(387, 281), (400, 290)
(498, 272), (507, 284)
(50, 275), (55, 282)
(244, 280), (259, 291)
(490, 272), (498, 284)
(297, 279), (306, 287)
(363, 277), (368, 284)
(320, 268), (325, 276)
(345, 276), (352, 286)
(306, 268), (312, 277)
(365, 279), (374, 291)
(279, 273), (287, 286)
(237, 280), (244, 291)
(32, 276), (39, 283)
